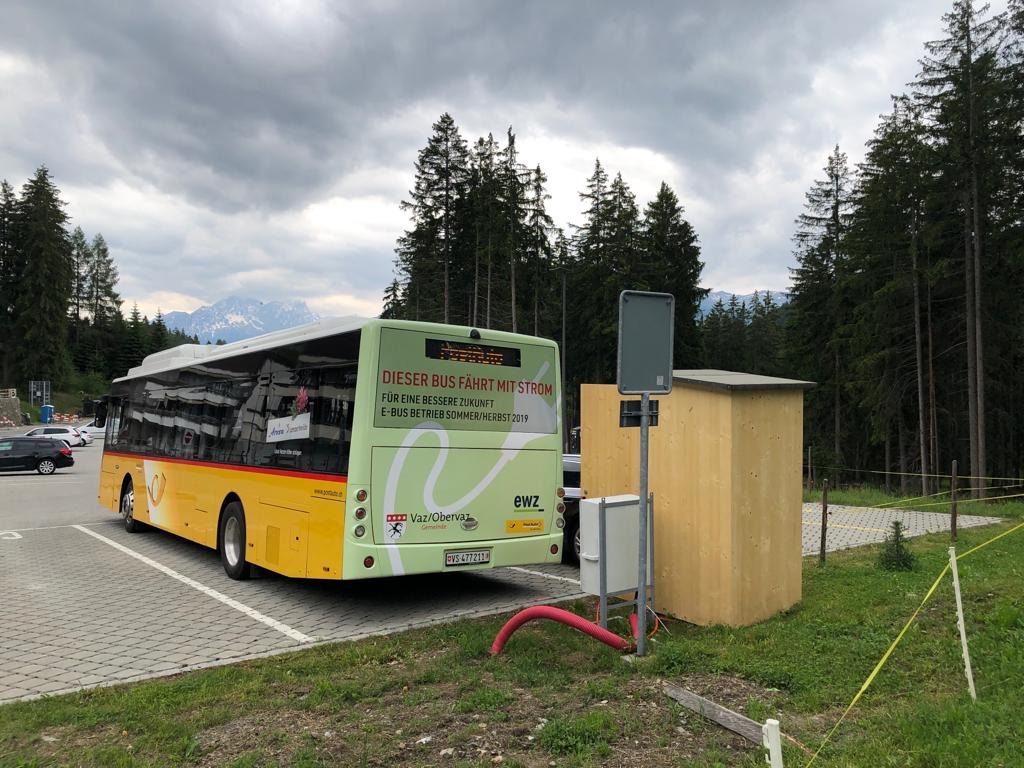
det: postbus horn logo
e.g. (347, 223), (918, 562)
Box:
(147, 472), (167, 507)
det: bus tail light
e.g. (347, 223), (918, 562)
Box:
(354, 525), (365, 538)
(556, 487), (565, 498)
(363, 556), (375, 569)
(550, 544), (559, 555)
(555, 517), (565, 529)
(354, 507), (367, 520)
(355, 489), (367, 502)
(556, 502), (566, 514)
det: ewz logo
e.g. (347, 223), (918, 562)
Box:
(513, 494), (539, 509)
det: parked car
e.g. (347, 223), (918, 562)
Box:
(23, 426), (89, 446)
(562, 453), (582, 564)
(0, 437), (75, 474)
(76, 420), (105, 439)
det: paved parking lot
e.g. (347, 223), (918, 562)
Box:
(1, 434), (1002, 705)
(0, 441), (583, 703)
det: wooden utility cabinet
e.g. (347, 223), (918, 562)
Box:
(580, 370), (813, 627)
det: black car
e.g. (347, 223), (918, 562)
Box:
(0, 437), (75, 474)
(562, 453), (582, 564)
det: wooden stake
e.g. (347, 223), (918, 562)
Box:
(762, 719), (784, 768)
(663, 682), (763, 744)
(951, 459), (958, 543)
(819, 479), (829, 565)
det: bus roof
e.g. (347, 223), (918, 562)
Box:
(115, 316), (558, 383)
(116, 315), (370, 382)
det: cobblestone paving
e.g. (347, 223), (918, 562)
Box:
(0, 520), (582, 704)
(3, 499), (1001, 705)
(800, 503), (1002, 556)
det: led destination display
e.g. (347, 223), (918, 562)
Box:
(424, 338), (521, 368)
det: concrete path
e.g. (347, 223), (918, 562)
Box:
(801, 502), (1002, 556)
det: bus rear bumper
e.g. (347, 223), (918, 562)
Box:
(340, 533), (565, 580)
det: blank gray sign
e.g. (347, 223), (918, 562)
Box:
(617, 290), (674, 394)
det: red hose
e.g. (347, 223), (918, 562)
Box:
(490, 606), (635, 655)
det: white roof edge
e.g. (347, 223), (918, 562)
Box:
(116, 316), (371, 382)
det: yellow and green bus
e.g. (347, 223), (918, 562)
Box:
(96, 318), (566, 580)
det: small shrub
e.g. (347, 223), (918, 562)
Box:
(878, 520), (916, 571)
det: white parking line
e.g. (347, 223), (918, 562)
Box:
(2, 522), (104, 533)
(72, 525), (315, 644)
(508, 566), (581, 585)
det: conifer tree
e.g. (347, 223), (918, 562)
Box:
(915, 0), (1004, 491)
(788, 146), (855, 471)
(150, 309), (169, 353)
(0, 179), (18, 384)
(641, 182), (707, 367)
(526, 165), (554, 336)
(11, 166), (73, 388)
(87, 233), (121, 325)
(396, 113), (470, 325)
(69, 226), (91, 342)
(118, 303), (147, 374)
(380, 278), (404, 319)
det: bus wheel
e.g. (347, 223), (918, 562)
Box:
(219, 502), (252, 580)
(120, 478), (143, 533)
(563, 513), (580, 566)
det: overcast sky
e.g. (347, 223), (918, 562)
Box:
(0, 0), (977, 318)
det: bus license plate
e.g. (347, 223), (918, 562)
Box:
(445, 549), (491, 567)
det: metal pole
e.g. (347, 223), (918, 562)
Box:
(648, 492), (656, 613)
(819, 478), (829, 565)
(599, 498), (608, 630)
(636, 393), (650, 656)
(561, 270), (568, 453)
(951, 459), (958, 544)
(948, 546), (977, 701)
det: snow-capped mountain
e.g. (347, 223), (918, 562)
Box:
(698, 290), (790, 318)
(163, 297), (319, 343)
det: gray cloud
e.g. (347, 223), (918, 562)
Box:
(0, 0), (955, 312)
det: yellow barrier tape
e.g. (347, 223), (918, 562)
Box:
(884, 491), (1024, 510)
(803, 519), (1024, 767)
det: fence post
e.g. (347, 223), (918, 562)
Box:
(950, 459), (958, 544)
(762, 719), (784, 768)
(948, 546), (977, 701)
(819, 479), (829, 565)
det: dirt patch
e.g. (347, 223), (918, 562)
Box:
(192, 674), (767, 767)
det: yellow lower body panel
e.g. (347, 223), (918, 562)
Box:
(99, 452), (346, 579)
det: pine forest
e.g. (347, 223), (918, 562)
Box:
(384, 1), (1024, 490)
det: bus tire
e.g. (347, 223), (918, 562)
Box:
(219, 501), (252, 580)
(120, 477), (144, 532)
(562, 507), (580, 566)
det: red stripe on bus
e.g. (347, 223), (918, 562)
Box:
(102, 451), (347, 483)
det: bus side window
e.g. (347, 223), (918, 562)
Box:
(106, 400), (124, 446)
(123, 382), (146, 452)
(311, 366), (356, 475)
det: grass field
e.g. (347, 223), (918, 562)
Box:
(2, 514), (1023, 766)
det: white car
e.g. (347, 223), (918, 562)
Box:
(23, 426), (90, 447)
(76, 420), (105, 439)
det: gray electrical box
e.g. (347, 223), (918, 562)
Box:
(617, 291), (674, 395)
